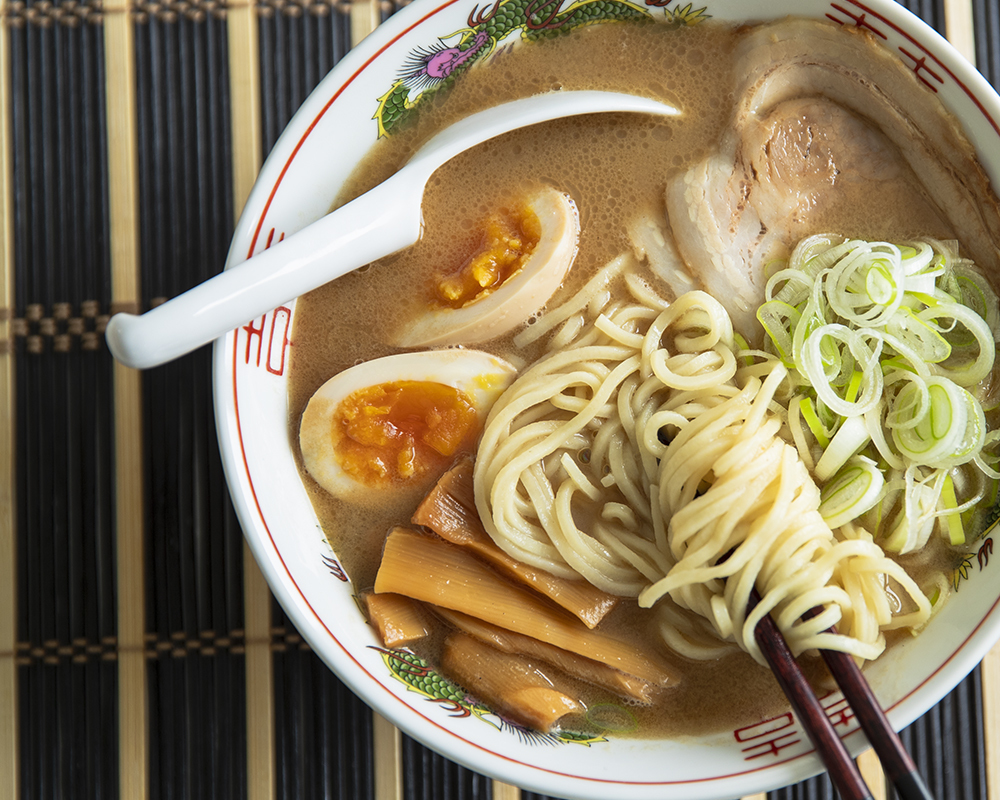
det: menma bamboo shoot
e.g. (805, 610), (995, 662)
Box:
(412, 457), (617, 628)
(441, 632), (582, 732)
(361, 592), (433, 647)
(374, 527), (677, 686)
(434, 606), (657, 704)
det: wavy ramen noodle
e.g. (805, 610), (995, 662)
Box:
(474, 255), (931, 664)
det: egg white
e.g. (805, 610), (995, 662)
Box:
(393, 186), (580, 347)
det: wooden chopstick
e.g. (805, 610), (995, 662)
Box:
(747, 590), (875, 800)
(801, 608), (935, 800)
(750, 588), (936, 800)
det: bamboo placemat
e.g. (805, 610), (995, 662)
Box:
(0, 0), (998, 798)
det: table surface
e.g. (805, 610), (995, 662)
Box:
(1, 0), (999, 799)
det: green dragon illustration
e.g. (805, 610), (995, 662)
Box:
(373, 646), (608, 745)
(374, 0), (710, 137)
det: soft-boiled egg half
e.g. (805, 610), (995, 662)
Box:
(299, 349), (516, 501)
(393, 186), (580, 347)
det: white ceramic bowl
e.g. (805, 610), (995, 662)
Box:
(214, 1), (1000, 797)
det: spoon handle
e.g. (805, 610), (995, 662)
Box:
(106, 176), (422, 369)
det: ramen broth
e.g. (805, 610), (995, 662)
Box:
(287, 20), (968, 736)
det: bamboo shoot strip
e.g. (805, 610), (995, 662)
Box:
(441, 632), (583, 732)
(374, 527), (678, 686)
(361, 593), (434, 648)
(412, 458), (617, 628)
(434, 606), (657, 704)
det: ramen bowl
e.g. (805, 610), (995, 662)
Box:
(213, 1), (1000, 797)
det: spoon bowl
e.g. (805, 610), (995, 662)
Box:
(105, 90), (678, 370)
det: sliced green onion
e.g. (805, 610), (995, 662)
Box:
(881, 356), (917, 375)
(884, 372), (929, 431)
(892, 379), (964, 459)
(973, 454), (1000, 480)
(901, 242), (943, 296)
(820, 456), (886, 529)
(904, 272), (940, 296)
(798, 396), (830, 448)
(757, 300), (800, 365)
(939, 472), (965, 545)
(955, 264), (1000, 331)
(800, 324), (883, 417)
(827, 244), (905, 327)
(919, 303), (995, 386)
(904, 290), (941, 309)
(765, 268), (813, 307)
(845, 370), (863, 404)
(865, 405), (905, 471)
(891, 377), (985, 469)
(815, 415), (871, 482)
(884, 307), (951, 364)
(791, 290), (830, 367)
(866, 261), (897, 305)
(874, 330), (933, 379)
(789, 233), (850, 274)
(881, 468), (941, 554)
(753, 234), (998, 555)
(900, 241), (934, 273)
(973, 431), (1000, 479)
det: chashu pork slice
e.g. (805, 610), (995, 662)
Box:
(660, 18), (1000, 343)
(742, 96), (950, 247)
(665, 135), (780, 337)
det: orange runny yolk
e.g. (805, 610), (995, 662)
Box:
(435, 202), (542, 308)
(332, 380), (478, 486)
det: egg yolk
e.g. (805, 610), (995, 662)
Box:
(435, 203), (542, 309)
(332, 380), (479, 487)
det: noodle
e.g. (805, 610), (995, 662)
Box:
(475, 264), (932, 664)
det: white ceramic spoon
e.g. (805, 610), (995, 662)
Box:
(106, 90), (679, 369)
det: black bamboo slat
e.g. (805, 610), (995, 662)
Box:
(380, 0), (406, 25)
(133, 5), (245, 800)
(257, 0), (352, 155)
(892, 668), (989, 800)
(8, 2), (118, 800)
(896, 0), (946, 30)
(270, 597), (377, 800)
(400, 733), (493, 800)
(973, 0), (1000, 85)
(270, 613), (376, 800)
